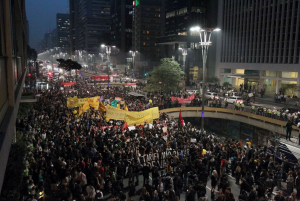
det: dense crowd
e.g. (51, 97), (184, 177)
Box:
(17, 80), (300, 201)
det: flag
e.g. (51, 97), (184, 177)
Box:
(122, 122), (128, 130)
(82, 101), (89, 112)
(111, 100), (118, 107)
(179, 109), (184, 127)
(98, 101), (106, 113)
(78, 106), (83, 116)
(115, 97), (122, 101)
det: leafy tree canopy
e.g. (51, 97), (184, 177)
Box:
(57, 59), (82, 71)
(144, 58), (184, 92)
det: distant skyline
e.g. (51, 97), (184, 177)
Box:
(26, 0), (68, 49)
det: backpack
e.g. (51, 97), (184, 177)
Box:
(165, 177), (171, 188)
(236, 166), (241, 173)
(95, 190), (103, 200)
(168, 190), (176, 201)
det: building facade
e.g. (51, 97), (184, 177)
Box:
(111, 0), (133, 65)
(216, 0), (300, 95)
(0, 0), (28, 193)
(77, 0), (111, 54)
(157, 0), (218, 83)
(132, 0), (163, 70)
(56, 13), (70, 49)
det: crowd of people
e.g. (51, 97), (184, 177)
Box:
(16, 79), (300, 201)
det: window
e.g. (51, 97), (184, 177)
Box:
(166, 11), (175, 18)
(282, 72), (298, 78)
(143, 42), (146, 46)
(178, 32), (187, 35)
(178, 7), (187, 15)
(147, 31), (149, 34)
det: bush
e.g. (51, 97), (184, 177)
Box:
(18, 103), (33, 118)
(0, 140), (27, 201)
(22, 92), (34, 96)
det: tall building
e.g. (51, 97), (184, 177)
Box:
(157, 0), (218, 83)
(111, 0), (133, 65)
(56, 13), (70, 49)
(132, 0), (163, 70)
(77, 0), (111, 54)
(215, 0), (300, 95)
(69, 0), (80, 53)
(0, 0), (28, 193)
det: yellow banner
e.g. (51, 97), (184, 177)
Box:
(150, 107), (159, 119)
(67, 96), (78, 107)
(105, 105), (126, 120)
(125, 111), (153, 126)
(89, 101), (99, 110)
(99, 101), (106, 113)
(78, 98), (87, 105)
(67, 96), (100, 107)
(82, 101), (89, 112)
(105, 106), (159, 121)
(87, 96), (100, 103)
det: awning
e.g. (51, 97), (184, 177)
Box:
(226, 74), (260, 79)
(128, 92), (144, 97)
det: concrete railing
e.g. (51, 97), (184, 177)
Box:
(160, 107), (300, 137)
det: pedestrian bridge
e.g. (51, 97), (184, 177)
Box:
(160, 107), (300, 137)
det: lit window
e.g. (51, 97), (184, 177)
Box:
(147, 31), (149, 34)
(158, 14), (160, 17)
(143, 42), (146, 45)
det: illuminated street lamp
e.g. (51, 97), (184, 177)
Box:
(129, 50), (138, 71)
(190, 26), (221, 133)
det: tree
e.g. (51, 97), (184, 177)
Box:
(283, 84), (298, 97)
(206, 76), (220, 84)
(56, 59), (82, 71)
(223, 81), (232, 89)
(144, 58), (184, 93)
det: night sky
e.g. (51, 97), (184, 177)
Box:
(26, 0), (68, 49)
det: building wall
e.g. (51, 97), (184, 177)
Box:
(57, 13), (70, 49)
(77, 0), (111, 54)
(132, 0), (163, 67)
(0, 0), (28, 193)
(111, 0), (133, 64)
(216, 0), (300, 94)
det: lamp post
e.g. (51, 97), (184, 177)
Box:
(105, 45), (112, 92)
(190, 26), (221, 133)
(179, 48), (188, 84)
(130, 50), (137, 71)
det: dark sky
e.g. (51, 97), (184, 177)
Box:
(26, 0), (68, 49)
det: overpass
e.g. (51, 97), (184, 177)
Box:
(160, 107), (300, 137)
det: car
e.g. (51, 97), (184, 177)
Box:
(205, 92), (219, 99)
(225, 91), (241, 97)
(187, 90), (199, 95)
(226, 96), (244, 104)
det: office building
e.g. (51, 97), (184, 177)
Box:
(69, 0), (80, 53)
(157, 0), (218, 83)
(111, 0), (133, 65)
(215, 0), (300, 95)
(56, 13), (70, 49)
(0, 0), (28, 193)
(77, 0), (111, 54)
(132, 0), (163, 70)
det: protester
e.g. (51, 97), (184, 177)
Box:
(17, 79), (300, 201)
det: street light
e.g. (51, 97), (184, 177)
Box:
(179, 48), (188, 74)
(103, 45), (113, 92)
(190, 26), (221, 133)
(129, 50), (138, 71)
